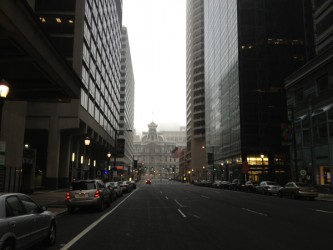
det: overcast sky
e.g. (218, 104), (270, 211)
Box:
(122, 0), (186, 135)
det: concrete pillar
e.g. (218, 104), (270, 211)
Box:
(45, 115), (60, 189)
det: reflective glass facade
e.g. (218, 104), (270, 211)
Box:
(204, 0), (313, 182)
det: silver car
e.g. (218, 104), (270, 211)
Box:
(0, 193), (56, 250)
(256, 181), (281, 195)
(65, 179), (111, 214)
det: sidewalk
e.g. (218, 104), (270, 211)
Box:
(28, 189), (67, 216)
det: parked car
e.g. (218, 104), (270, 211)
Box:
(129, 180), (137, 189)
(0, 193), (56, 250)
(146, 179), (152, 184)
(242, 181), (258, 192)
(65, 179), (111, 214)
(118, 181), (133, 193)
(105, 181), (123, 197)
(230, 179), (245, 191)
(278, 182), (318, 200)
(212, 180), (223, 188)
(105, 182), (118, 201)
(220, 181), (231, 189)
(256, 181), (281, 195)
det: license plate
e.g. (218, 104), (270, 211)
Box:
(75, 192), (87, 198)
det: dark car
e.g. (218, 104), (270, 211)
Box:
(220, 181), (231, 189)
(129, 180), (137, 189)
(146, 179), (152, 184)
(0, 193), (56, 250)
(278, 182), (318, 200)
(242, 181), (258, 192)
(230, 179), (245, 191)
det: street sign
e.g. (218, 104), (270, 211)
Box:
(242, 161), (249, 173)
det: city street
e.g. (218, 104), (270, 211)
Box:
(32, 180), (333, 250)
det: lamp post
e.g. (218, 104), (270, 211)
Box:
(0, 79), (9, 192)
(0, 79), (10, 133)
(84, 137), (90, 179)
(112, 129), (132, 181)
(261, 154), (265, 181)
(107, 152), (111, 181)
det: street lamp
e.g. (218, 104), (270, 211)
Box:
(107, 152), (111, 181)
(0, 79), (10, 133)
(112, 129), (132, 181)
(261, 154), (265, 181)
(83, 137), (91, 179)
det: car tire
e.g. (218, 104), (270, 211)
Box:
(291, 193), (297, 199)
(44, 221), (56, 246)
(2, 240), (14, 250)
(67, 207), (74, 214)
(98, 199), (104, 212)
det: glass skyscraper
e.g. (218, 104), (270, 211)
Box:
(204, 0), (314, 183)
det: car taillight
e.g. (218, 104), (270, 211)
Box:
(94, 190), (101, 198)
(65, 192), (70, 200)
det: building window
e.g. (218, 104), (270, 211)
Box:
(316, 74), (329, 94)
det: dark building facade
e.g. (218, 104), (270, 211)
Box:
(0, 0), (132, 191)
(285, 0), (333, 188)
(204, 0), (315, 183)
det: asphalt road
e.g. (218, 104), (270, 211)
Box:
(36, 180), (333, 250)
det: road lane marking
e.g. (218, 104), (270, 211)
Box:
(187, 213), (200, 219)
(178, 209), (187, 218)
(174, 199), (183, 207)
(60, 189), (137, 250)
(201, 195), (209, 199)
(165, 196), (169, 200)
(313, 209), (333, 214)
(242, 208), (268, 217)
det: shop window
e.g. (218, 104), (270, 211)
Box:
(320, 166), (332, 185)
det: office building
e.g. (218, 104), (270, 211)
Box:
(186, 0), (206, 181)
(0, 0), (131, 191)
(285, 0), (333, 186)
(204, 0), (314, 183)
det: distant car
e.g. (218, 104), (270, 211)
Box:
(146, 179), (152, 184)
(256, 181), (281, 195)
(242, 181), (258, 192)
(65, 179), (111, 214)
(129, 180), (137, 189)
(118, 181), (133, 193)
(230, 179), (245, 191)
(278, 182), (318, 200)
(105, 181), (123, 197)
(212, 180), (223, 188)
(105, 182), (119, 201)
(0, 193), (57, 250)
(220, 181), (231, 189)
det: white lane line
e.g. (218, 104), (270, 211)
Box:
(201, 195), (209, 199)
(60, 189), (137, 250)
(174, 199), (183, 207)
(160, 191), (163, 194)
(242, 208), (268, 217)
(313, 209), (333, 214)
(165, 196), (169, 200)
(178, 209), (187, 218)
(187, 213), (200, 219)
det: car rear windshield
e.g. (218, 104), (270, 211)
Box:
(72, 182), (96, 190)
